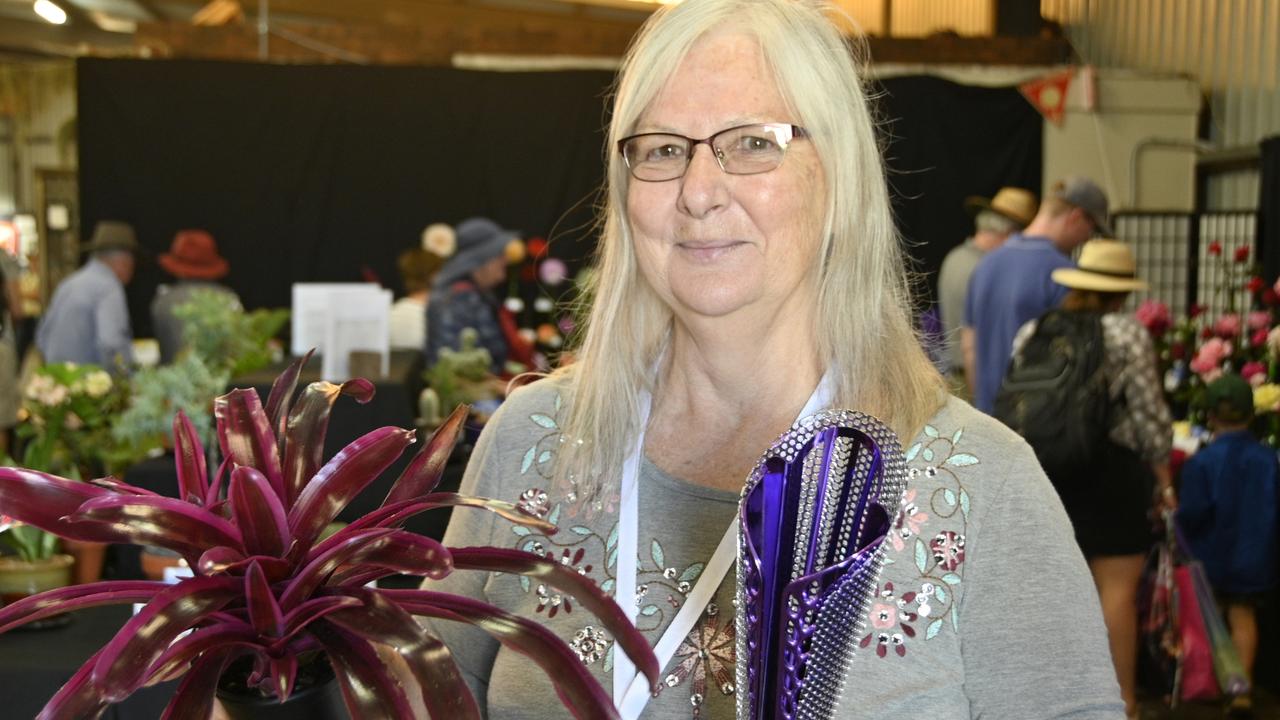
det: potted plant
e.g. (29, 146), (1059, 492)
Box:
(16, 362), (129, 584)
(0, 355), (657, 718)
(0, 515), (74, 624)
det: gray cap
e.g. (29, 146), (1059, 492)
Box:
(81, 220), (140, 254)
(433, 217), (517, 287)
(1051, 176), (1111, 236)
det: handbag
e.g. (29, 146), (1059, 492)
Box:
(1146, 513), (1252, 703)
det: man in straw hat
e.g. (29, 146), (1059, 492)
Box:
(936, 186), (1037, 397)
(964, 175), (1111, 413)
(36, 220), (140, 371)
(151, 229), (241, 365)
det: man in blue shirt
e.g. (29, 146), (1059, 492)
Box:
(962, 177), (1110, 413)
(36, 220), (138, 372)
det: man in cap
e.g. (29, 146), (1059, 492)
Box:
(963, 176), (1110, 413)
(36, 220), (139, 371)
(936, 187), (1037, 398)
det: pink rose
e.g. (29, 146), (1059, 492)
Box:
(1242, 361), (1267, 384)
(1134, 299), (1171, 337)
(1214, 314), (1241, 338)
(1254, 328), (1270, 348)
(1248, 311), (1271, 331)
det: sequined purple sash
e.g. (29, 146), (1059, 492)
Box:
(734, 410), (905, 720)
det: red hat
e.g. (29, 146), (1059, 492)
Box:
(158, 229), (229, 280)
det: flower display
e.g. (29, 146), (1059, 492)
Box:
(1143, 241), (1280, 445)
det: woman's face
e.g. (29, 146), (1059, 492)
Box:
(472, 253), (507, 290)
(626, 31), (827, 324)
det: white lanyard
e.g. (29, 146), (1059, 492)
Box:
(612, 372), (835, 718)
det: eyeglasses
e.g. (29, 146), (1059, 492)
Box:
(617, 123), (808, 182)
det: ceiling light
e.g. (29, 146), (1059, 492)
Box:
(33, 0), (68, 25)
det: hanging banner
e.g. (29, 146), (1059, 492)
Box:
(1019, 68), (1074, 127)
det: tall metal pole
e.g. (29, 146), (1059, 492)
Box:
(258, 0), (269, 60)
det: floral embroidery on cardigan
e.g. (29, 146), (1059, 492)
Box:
(864, 423), (978, 657)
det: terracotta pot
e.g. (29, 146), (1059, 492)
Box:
(62, 539), (108, 584)
(0, 554), (75, 627)
(140, 546), (185, 581)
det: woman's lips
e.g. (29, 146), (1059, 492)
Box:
(676, 240), (746, 262)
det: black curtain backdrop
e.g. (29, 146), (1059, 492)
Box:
(875, 75), (1043, 304)
(78, 59), (1041, 334)
(1260, 136), (1280, 285)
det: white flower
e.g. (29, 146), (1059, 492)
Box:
(83, 371), (112, 398)
(64, 412), (84, 430)
(422, 223), (456, 258)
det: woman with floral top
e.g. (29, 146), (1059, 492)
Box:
(425, 0), (1124, 717)
(1011, 239), (1174, 719)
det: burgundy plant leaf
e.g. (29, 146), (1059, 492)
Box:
(229, 466), (291, 558)
(281, 378), (376, 506)
(92, 576), (241, 700)
(280, 529), (451, 609)
(311, 621), (416, 719)
(89, 477), (161, 496)
(325, 588), (480, 720)
(158, 646), (238, 720)
(0, 580), (166, 634)
(146, 623), (260, 686)
(323, 532), (453, 588)
(36, 649), (111, 720)
(387, 589), (621, 720)
(245, 561), (285, 637)
(264, 349), (314, 447)
(198, 548), (293, 582)
(205, 456), (230, 508)
(448, 547), (661, 689)
(341, 493), (557, 540)
(68, 495), (243, 564)
(268, 653), (299, 700)
(172, 410), (209, 505)
(277, 596), (364, 646)
(382, 404), (468, 507)
(286, 426), (416, 551)
(214, 388), (285, 500)
(0, 467), (131, 544)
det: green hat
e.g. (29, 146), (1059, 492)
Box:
(1204, 373), (1253, 423)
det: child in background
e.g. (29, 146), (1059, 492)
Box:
(1178, 373), (1279, 717)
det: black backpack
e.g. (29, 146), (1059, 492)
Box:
(994, 309), (1111, 478)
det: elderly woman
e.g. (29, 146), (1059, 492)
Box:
(428, 1), (1123, 717)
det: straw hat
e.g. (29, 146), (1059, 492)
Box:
(1050, 239), (1147, 292)
(964, 187), (1038, 228)
(158, 229), (229, 280)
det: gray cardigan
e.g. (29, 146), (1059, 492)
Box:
(424, 376), (1125, 719)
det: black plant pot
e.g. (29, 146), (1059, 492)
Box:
(216, 656), (350, 720)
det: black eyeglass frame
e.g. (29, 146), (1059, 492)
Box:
(616, 122), (809, 182)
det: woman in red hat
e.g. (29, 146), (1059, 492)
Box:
(150, 229), (241, 365)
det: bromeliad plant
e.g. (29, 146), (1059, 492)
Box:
(0, 355), (658, 719)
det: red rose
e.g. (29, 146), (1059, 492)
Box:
(1235, 245), (1251, 263)
(1208, 241), (1223, 256)
(1189, 303), (1206, 318)
(520, 264), (538, 282)
(1170, 342), (1186, 360)
(1200, 327), (1214, 340)
(527, 237), (549, 260)
(1254, 328), (1270, 347)
(1248, 276), (1266, 293)
(1265, 289), (1279, 306)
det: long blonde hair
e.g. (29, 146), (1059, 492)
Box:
(553, 0), (944, 505)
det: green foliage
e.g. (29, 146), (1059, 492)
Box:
(17, 363), (129, 478)
(421, 327), (495, 425)
(0, 522), (60, 562)
(111, 354), (228, 464)
(171, 289), (289, 378)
